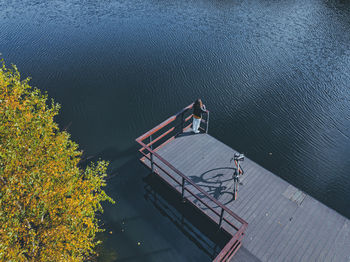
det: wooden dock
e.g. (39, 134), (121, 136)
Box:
(136, 104), (350, 262)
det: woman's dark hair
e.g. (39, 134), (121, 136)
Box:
(194, 98), (202, 107)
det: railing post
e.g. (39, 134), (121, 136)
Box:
(180, 112), (184, 134)
(206, 111), (210, 133)
(181, 177), (185, 199)
(219, 208), (224, 228)
(150, 135), (154, 173)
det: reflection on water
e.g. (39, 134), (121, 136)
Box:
(1, 0), (350, 260)
(143, 174), (231, 258)
(98, 158), (212, 261)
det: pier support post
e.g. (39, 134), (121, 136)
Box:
(181, 177), (185, 199)
(206, 111), (209, 133)
(180, 112), (184, 134)
(219, 208), (224, 228)
(150, 135), (154, 173)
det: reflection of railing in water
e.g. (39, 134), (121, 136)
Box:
(143, 174), (230, 260)
(136, 104), (248, 262)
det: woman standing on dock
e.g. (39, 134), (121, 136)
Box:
(192, 99), (206, 133)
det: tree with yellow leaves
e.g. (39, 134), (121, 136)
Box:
(0, 61), (114, 261)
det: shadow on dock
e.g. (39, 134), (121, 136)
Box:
(189, 167), (237, 208)
(143, 173), (231, 260)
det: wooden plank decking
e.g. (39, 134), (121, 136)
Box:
(141, 130), (350, 262)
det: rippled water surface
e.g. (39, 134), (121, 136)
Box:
(1, 0), (350, 260)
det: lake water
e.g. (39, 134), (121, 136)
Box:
(1, 0), (349, 261)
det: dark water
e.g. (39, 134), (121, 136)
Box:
(1, 0), (350, 260)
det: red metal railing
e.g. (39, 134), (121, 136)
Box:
(135, 104), (248, 262)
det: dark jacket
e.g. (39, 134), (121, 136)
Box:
(193, 102), (206, 118)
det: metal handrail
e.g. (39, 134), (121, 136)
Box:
(137, 140), (247, 227)
(213, 224), (247, 262)
(136, 103), (209, 142)
(136, 104), (247, 261)
(136, 104), (194, 142)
